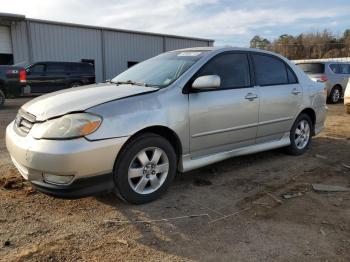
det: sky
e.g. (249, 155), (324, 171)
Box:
(1, 0), (350, 46)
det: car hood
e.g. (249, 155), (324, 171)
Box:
(22, 83), (159, 121)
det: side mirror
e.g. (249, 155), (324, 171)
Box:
(192, 75), (220, 90)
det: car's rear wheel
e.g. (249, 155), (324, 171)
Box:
(286, 114), (312, 155)
(328, 86), (342, 104)
(70, 82), (82, 88)
(113, 133), (177, 204)
(0, 89), (5, 107)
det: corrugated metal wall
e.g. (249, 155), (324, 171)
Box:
(11, 21), (30, 65)
(103, 30), (164, 80)
(10, 20), (212, 82)
(28, 22), (104, 82)
(165, 37), (212, 52)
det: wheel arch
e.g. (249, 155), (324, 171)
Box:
(117, 125), (183, 163)
(298, 108), (316, 136)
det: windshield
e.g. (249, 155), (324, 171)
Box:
(111, 51), (206, 87)
(296, 63), (325, 74)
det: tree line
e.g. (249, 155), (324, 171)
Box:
(250, 30), (350, 60)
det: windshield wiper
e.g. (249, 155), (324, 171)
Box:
(111, 80), (148, 87)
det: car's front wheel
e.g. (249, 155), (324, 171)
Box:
(113, 133), (177, 204)
(286, 114), (313, 155)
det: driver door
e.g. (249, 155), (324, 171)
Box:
(188, 52), (259, 157)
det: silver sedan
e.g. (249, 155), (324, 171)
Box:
(6, 47), (327, 204)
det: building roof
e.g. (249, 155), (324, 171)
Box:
(0, 12), (214, 43)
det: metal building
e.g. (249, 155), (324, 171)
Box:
(0, 13), (214, 82)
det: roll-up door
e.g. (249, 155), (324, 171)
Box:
(0, 26), (12, 54)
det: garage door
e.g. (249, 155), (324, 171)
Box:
(0, 26), (12, 54)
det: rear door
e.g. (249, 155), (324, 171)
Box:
(251, 53), (302, 143)
(44, 63), (67, 92)
(189, 52), (259, 157)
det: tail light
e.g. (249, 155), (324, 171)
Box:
(19, 69), (26, 83)
(317, 75), (328, 82)
(6, 69), (18, 75)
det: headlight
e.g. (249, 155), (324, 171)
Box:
(31, 113), (102, 139)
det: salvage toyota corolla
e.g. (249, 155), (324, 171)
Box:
(6, 47), (327, 204)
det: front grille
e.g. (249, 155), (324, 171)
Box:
(14, 109), (36, 136)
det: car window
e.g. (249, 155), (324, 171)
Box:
(28, 64), (45, 74)
(329, 64), (340, 74)
(198, 53), (250, 89)
(340, 64), (350, 74)
(297, 63), (325, 74)
(252, 54), (288, 86)
(46, 63), (65, 73)
(78, 63), (94, 74)
(287, 67), (298, 84)
(65, 63), (79, 73)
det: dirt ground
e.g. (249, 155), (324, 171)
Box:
(0, 99), (349, 262)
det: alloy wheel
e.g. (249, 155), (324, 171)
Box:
(294, 120), (310, 150)
(128, 147), (169, 195)
(332, 88), (340, 103)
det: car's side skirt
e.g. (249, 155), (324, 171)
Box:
(178, 132), (291, 172)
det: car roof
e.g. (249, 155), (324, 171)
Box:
(296, 61), (349, 65)
(35, 61), (92, 65)
(174, 46), (283, 56)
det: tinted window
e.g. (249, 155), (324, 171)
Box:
(340, 64), (350, 74)
(297, 63), (325, 74)
(28, 64), (45, 74)
(287, 67), (298, 84)
(65, 63), (79, 73)
(253, 54), (288, 86)
(329, 64), (340, 74)
(198, 53), (250, 89)
(78, 63), (94, 74)
(46, 63), (65, 73)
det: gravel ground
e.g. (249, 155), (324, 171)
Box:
(0, 98), (349, 262)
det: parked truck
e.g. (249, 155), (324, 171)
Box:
(0, 65), (27, 107)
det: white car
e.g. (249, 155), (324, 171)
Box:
(345, 80), (350, 114)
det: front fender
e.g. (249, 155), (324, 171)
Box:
(85, 87), (190, 154)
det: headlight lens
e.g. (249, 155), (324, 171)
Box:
(31, 113), (102, 139)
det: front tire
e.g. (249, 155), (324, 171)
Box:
(286, 114), (313, 155)
(113, 133), (177, 204)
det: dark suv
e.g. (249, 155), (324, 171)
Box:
(25, 62), (95, 93)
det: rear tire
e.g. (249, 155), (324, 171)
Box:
(70, 82), (82, 88)
(328, 86), (342, 104)
(113, 133), (177, 204)
(286, 114), (313, 155)
(0, 89), (5, 107)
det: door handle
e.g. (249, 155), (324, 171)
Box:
(245, 93), (258, 101)
(291, 88), (301, 95)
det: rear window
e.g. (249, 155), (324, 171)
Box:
(46, 63), (65, 73)
(252, 54), (288, 86)
(297, 63), (325, 74)
(340, 64), (350, 74)
(78, 63), (94, 74)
